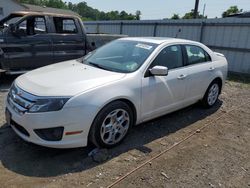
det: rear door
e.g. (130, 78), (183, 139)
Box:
(5, 15), (53, 70)
(182, 44), (214, 102)
(51, 16), (86, 63)
(141, 45), (189, 121)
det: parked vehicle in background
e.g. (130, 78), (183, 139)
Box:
(5, 37), (228, 149)
(0, 11), (124, 74)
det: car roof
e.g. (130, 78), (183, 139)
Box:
(10, 11), (80, 19)
(119, 37), (195, 45)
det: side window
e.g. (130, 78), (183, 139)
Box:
(17, 16), (47, 36)
(185, 45), (211, 65)
(53, 17), (77, 34)
(34, 17), (47, 34)
(151, 45), (183, 70)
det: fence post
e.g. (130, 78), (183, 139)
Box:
(153, 22), (158, 37)
(120, 22), (123, 34)
(96, 23), (100, 34)
(199, 21), (205, 42)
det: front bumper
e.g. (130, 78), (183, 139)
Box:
(5, 101), (97, 148)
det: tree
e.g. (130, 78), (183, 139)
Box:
(182, 9), (206, 19)
(118, 11), (135, 20)
(171, 14), (180, 19)
(18, 0), (40, 5)
(19, 0), (140, 20)
(222, 6), (243, 17)
(182, 11), (194, 19)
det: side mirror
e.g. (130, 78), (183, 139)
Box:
(149, 66), (168, 76)
(9, 24), (25, 37)
(9, 23), (17, 34)
(91, 42), (96, 50)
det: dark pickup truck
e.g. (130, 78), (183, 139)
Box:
(0, 11), (123, 74)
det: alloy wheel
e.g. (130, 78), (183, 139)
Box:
(207, 83), (219, 106)
(100, 109), (130, 145)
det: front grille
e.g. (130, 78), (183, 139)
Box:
(7, 84), (35, 115)
(11, 120), (30, 137)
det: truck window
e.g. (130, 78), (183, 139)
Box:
(16, 16), (47, 35)
(53, 17), (78, 34)
(34, 17), (47, 34)
(0, 14), (23, 27)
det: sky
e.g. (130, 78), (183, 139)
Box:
(65, 0), (250, 20)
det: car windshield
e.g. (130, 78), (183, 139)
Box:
(0, 14), (23, 29)
(82, 40), (158, 73)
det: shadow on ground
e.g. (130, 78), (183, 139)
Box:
(0, 75), (222, 178)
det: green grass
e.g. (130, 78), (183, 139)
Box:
(228, 73), (250, 85)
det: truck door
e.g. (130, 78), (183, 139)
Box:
(5, 15), (53, 70)
(51, 16), (86, 63)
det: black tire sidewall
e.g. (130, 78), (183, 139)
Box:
(89, 101), (133, 148)
(202, 81), (220, 108)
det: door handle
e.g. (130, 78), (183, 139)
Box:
(208, 67), (215, 71)
(177, 74), (187, 80)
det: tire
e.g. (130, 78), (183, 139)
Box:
(89, 101), (133, 148)
(201, 80), (221, 108)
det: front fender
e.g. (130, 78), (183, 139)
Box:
(65, 75), (141, 125)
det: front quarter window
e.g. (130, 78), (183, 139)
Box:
(83, 40), (157, 73)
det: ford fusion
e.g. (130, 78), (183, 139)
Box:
(5, 37), (228, 148)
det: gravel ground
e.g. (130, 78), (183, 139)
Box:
(0, 75), (249, 188)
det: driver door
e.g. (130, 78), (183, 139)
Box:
(141, 45), (188, 121)
(5, 15), (53, 70)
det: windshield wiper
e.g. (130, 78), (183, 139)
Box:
(88, 62), (110, 71)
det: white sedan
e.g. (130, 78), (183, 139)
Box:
(5, 37), (228, 148)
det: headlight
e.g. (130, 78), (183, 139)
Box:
(28, 98), (70, 113)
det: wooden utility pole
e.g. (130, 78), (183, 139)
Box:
(194, 0), (200, 18)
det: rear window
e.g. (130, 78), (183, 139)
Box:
(53, 17), (77, 34)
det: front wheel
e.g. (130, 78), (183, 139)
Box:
(202, 81), (221, 108)
(89, 101), (133, 148)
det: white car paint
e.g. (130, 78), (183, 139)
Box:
(5, 37), (228, 148)
(16, 60), (126, 96)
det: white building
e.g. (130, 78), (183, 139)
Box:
(0, 0), (25, 19)
(0, 0), (79, 20)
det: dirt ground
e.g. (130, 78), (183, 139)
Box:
(0, 75), (249, 188)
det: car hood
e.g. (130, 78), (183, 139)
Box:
(15, 60), (126, 96)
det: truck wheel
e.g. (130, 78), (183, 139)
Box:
(89, 101), (133, 148)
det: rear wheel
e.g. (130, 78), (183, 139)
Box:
(202, 81), (221, 108)
(89, 101), (133, 148)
